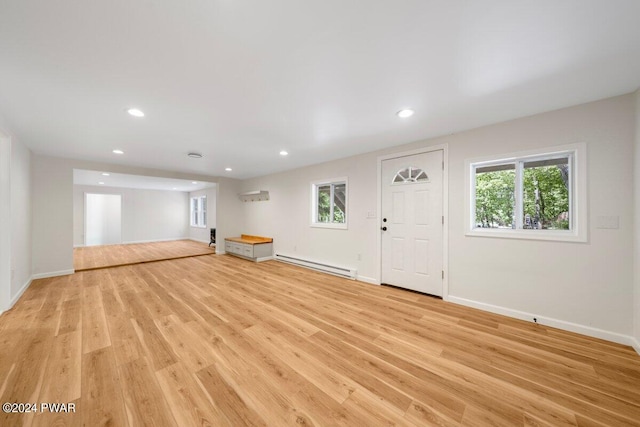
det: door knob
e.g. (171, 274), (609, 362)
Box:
(381, 226), (387, 231)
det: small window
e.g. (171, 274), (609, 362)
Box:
(466, 143), (587, 242)
(393, 167), (428, 183)
(190, 195), (207, 227)
(311, 178), (347, 229)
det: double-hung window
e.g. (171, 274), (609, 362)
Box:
(466, 143), (586, 242)
(190, 195), (207, 228)
(311, 178), (347, 229)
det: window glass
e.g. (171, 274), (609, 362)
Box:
(317, 185), (331, 223)
(472, 154), (573, 232)
(190, 196), (207, 227)
(522, 158), (569, 230)
(333, 183), (346, 223)
(474, 164), (515, 229)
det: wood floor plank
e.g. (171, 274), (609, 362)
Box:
(104, 314), (143, 366)
(118, 357), (177, 427)
(189, 321), (309, 426)
(39, 331), (82, 403)
(81, 286), (111, 354)
(56, 299), (81, 336)
(155, 315), (217, 372)
(156, 362), (232, 427)
(81, 348), (129, 427)
(196, 364), (269, 427)
(0, 328), (53, 427)
(130, 316), (178, 371)
(244, 324), (358, 404)
(1, 243), (639, 425)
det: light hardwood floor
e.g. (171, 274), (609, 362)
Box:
(73, 240), (215, 271)
(1, 254), (639, 426)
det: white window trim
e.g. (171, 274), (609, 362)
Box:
(310, 177), (348, 230)
(465, 142), (587, 242)
(190, 195), (207, 228)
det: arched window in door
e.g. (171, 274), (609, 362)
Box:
(392, 167), (428, 183)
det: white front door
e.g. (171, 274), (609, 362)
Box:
(381, 150), (444, 296)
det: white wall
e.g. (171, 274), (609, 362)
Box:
(447, 95), (634, 340)
(214, 177), (243, 253)
(634, 89), (640, 350)
(10, 138), (32, 298)
(73, 185), (189, 246)
(241, 151), (379, 280)
(0, 116), (32, 312)
(188, 186), (217, 243)
(242, 94), (636, 343)
(32, 155), (75, 277)
(0, 132), (11, 312)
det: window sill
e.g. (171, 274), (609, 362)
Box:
(311, 222), (348, 230)
(190, 225), (208, 229)
(466, 228), (586, 243)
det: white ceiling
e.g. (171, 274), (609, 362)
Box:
(73, 169), (216, 192)
(1, 1), (640, 179)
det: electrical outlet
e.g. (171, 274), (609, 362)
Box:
(357, 253), (362, 261)
(293, 245), (297, 252)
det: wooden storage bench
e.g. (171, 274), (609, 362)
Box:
(224, 235), (273, 262)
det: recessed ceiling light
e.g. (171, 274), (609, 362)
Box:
(192, 181), (198, 184)
(112, 149), (124, 154)
(101, 172), (110, 176)
(98, 182), (105, 185)
(397, 109), (414, 118)
(279, 150), (289, 156)
(187, 152), (203, 159)
(172, 187), (177, 190)
(127, 108), (145, 117)
(225, 167), (232, 172)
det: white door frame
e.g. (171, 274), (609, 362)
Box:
(376, 144), (449, 300)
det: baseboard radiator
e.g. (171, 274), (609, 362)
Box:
(274, 253), (357, 280)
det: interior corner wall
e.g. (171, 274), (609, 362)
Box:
(634, 89), (640, 349)
(0, 133), (11, 312)
(10, 137), (32, 299)
(188, 186), (217, 243)
(32, 155), (74, 277)
(214, 177), (243, 253)
(241, 93), (636, 341)
(73, 185), (190, 246)
(0, 116), (32, 312)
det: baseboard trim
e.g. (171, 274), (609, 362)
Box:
(32, 269), (75, 280)
(631, 337), (640, 355)
(448, 295), (635, 348)
(189, 238), (212, 244)
(357, 275), (380, 285)
(121, 237), (190, 245)
(9, 276), (33, 309)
